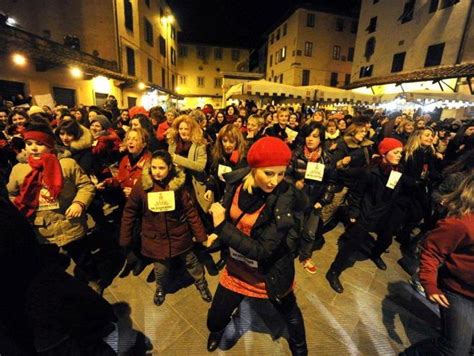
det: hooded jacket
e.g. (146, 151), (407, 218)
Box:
(120, 167), (207, 260)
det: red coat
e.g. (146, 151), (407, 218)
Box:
(119, 167), (207, 260)
(106, 151), (151, 190)
(156, 121), (170, 141)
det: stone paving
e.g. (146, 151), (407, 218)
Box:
(103, 224), (441, 355)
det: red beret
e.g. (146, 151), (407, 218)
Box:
(129, 106), (149, 119)
(247, 137), (292, 168)
(378, 138), (403, 155)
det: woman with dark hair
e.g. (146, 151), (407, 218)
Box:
(56, 119), (94, 174)
(208, 110), (227, 141)
(130, 113), (160, 152)
(206, 137), (308, 355)
(287, 121), (337, 274)
(402, 175), (474, 356)
(120, 150), (212, 306)
(7, 108), (30, 128)
(73, 107), (90, 128)
(224, 105), (237, 124)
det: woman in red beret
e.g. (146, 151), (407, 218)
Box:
(326, 138), (405, 293)
(206, 137), (308, 355)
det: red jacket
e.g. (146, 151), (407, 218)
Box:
(419, 213), (474, 298)
(106, 151), (151, 190)
(156, 121), (170, 141)
(120, 168), (207, 260)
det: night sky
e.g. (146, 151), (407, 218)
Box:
(169, 0), (361, 48)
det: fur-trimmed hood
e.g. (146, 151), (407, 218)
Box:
(141, 164), (186, 192)
(343, 135), (373, 149)
(70, 124), (92, 151)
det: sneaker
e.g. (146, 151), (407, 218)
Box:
(302, 259), (317, 274)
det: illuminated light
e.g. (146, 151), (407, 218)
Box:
(70, 67), (82, 78)
(92, 76), (111, 93)
(6, 17), (16, 26)
(167, 15), (175, 24)
(138, 82), (146, 90)
(12, 53), (26, 66)
(175, 86), (182, 93)
(161, 17), (168, 25)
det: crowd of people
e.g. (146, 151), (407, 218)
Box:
(0, 97), (473, 355)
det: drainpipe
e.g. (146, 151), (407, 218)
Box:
(112, 0), (124, 106)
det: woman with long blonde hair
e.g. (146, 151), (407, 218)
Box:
(403, 175), (474, 355)
(167, 115), (210, 212)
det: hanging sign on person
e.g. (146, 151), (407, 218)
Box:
(147, 191), (175, 212)
(386, 170), (402, 189)
(305, 162), (325, 182)
(229, 247), (258, 268)
(37, 187), (60, 211)
(217, 164), (232, 182)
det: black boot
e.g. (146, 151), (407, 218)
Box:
(132, 259), (147, 276)
(289, 341), (308, 356)
(119, 262), (134, 278)
(207, 330), (224, 352)
(371, 255), (387, 270)
(326, 269), (343, 293)
(196, 282), (213, 303)
(153, 287), (166, 306)
(215, 258), (226, 271)
(146, 269), (156, 283)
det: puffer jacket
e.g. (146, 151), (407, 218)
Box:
(7, 150), (95, 246)
(216, 168), (308, 302)
(120, 167), (207, 260)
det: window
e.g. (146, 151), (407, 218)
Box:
(275, 50), (280, 63)
(270, 34), (274, 44)
(145, 0), (150, 8)
(170, 25), (176, 40)
(144, 18), (153, 46)
(359, 65), (373, 78)
(348, 47), (354, 61)
(399, 0), (416, 24)
(274, 76), (277, 82)
(231, 49), (240, 61)
(336, 18), (344, 32)
(391, 52), (406, 72)
(124, 0), (133, 31)
(440, 0), (459, 9)
(366, 16), (377, 33)
(304, 42), (313, 57)
(332, 45), (341, 60)
(330, 72), (338, 87)
(214, 78), (222, 88)
(197, 76), (205, 87)
(127, 96), (137, 108)
(179, 75), (186, 85)
(214, 48), (223, 60)
(159, 36), (166, 57)
(276, 29), (281, 41)
(162, 68), (166, 87)
(429, 0), (439, 12)
(197, 46), (206, 60)
(279, 74), (283, 83)
(147, 58), (153, 82)
(281, 46), (286, 61)
(269, 54), (273, 67)
(344, 74), (351, 86)
(351, 20), (358, 33)
(171, 47), (176, 65)
(364, 37), (376, 60)
(283, 23), (287, 36)
(53, 87), (76, 107)
(302, 69), (310, 85)
(95, 93), (108, 107)
(126, 47), (135, 76)
(172, 75), (175, 91)
(307, 13), (315, 27)
(179, 45), (187, 57)
(425, 43), (445, 67)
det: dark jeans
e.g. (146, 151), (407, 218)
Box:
(154, 250), (205, 288)
(207, 284), (307, 354)
(403, 289), (474, 356)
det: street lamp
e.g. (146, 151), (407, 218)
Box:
(70, 67), (83, 78)
(12, 53), (26, 66)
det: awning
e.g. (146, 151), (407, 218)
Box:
(377, 90), (474, 103)
(303, 85), (375, 105)
(225, 80), (313, 100)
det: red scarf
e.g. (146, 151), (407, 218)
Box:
(304, 146), (322, 163)
(14, 153), (64, 217)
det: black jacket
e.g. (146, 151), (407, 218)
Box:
(205, 155), (248, 202)
(216, 167), (308, 302)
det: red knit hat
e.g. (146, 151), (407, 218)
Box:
(378, 138), (403, 155)
(247, 137), (292, 168)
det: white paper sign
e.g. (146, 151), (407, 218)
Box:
(217, 164), (232, 182)
(33, 94), (55, 109)
(305, 162), (325, 182)
(37, 187), (60, 211)
(285, 127), (298, 142)
(92, 140), (98, 147)
(229, 247), (258, 268)
(386, 170), (402, 189)
(147, 191), (175, 212)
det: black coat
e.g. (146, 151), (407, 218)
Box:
(205, 155), (248, 202)
(216, 168), (308, 302)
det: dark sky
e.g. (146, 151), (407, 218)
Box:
(168, 0), (361, 48)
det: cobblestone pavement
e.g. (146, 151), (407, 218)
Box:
(104, 224), (440, 355)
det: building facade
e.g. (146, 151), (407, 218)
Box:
(0, 0), (180, 110)
(266, 6), (358, 88)
(350, 0), (473, 88)
(176, 42), (251, 108)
